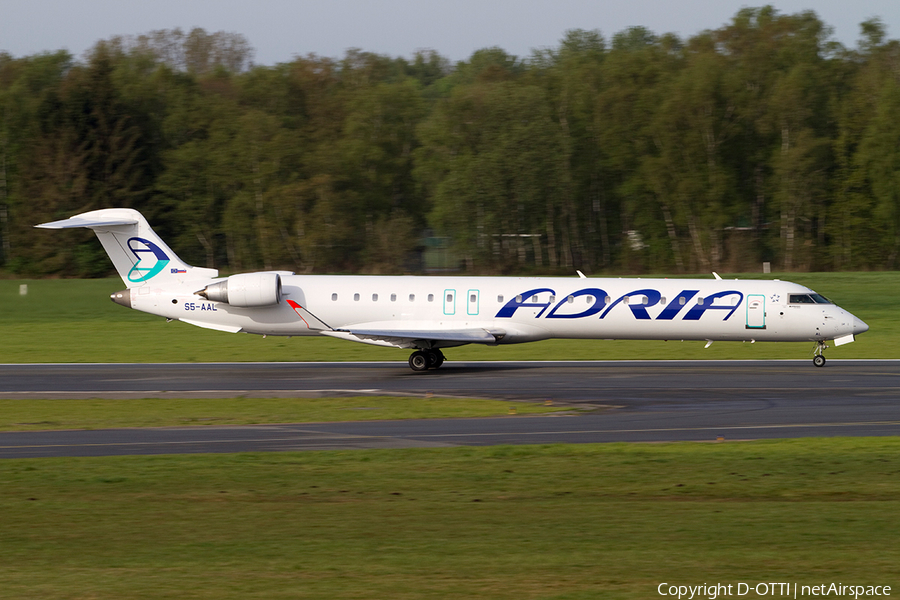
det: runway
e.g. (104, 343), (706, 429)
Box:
(1, 360), (898, 457)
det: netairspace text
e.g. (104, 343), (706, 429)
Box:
(658, 582), (891, 599)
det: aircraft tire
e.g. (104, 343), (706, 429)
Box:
(425, 349), (445, 369)
(813, 355), (826, 368)
(409, 351), (429, 372)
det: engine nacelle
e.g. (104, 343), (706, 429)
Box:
(197, 272), (282, 307)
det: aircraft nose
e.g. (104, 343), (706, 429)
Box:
(853, 316), (869, 336)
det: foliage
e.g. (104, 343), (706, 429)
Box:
(2, 10), (900, 275)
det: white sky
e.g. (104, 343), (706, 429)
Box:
(1, 0), (898, 64)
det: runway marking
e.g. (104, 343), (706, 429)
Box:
(3, 359), (898, 366)
(0, 389), (415, 395)
(2, 386), (899, 398)
(0, 389), (413, 399)
(408, 420), (900, 439)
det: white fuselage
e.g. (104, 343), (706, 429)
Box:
(125, 275), (867, 349)
(36, 208), (868, 366)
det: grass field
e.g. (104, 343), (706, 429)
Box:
(1, 439), (898, 599)
(1, 272), (896, 363)
(0, 396), (566, 431)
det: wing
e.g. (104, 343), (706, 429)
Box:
(323, 327), (506, 349)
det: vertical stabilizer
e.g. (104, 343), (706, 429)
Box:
(36, 208), (218, 288)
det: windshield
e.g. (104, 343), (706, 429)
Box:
(789, 293), (832, 305)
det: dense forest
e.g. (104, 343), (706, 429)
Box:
(1, 7), (899, 277)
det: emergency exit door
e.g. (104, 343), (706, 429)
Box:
(443, 289), (456, 315)
(467, 289), (480, 315)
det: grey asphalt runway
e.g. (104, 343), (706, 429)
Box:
(1, 360), (898, 457)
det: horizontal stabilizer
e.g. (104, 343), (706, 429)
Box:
(36, 215), (139, 229)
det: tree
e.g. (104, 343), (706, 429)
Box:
(532, 29), (606, 269)
(418, 78), (567, 271)
(856, 77), (900, 267)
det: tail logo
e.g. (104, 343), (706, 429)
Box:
(127, 237), (170, 282)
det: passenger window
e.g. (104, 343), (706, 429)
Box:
(531, 295), (538, 302)
(470, 294), (476, 303)
(623, 296), (630, 305)
(331, 293), (337, 301)
(498, 295), (504, 303)
(679, 296), (685, 305)
(409, 294), (415, 302)
(516, 294), (522, 303)
(354, 293), (360, 302)
(604, 296), (610, 304)
(446, 293), (453, 303)
(428, 294), (434, 302)
(372, 293), (378, 301)
(660, 297), (666, 304)
(697, 297), (705, 305)
(642, 296), (649, 305)
(568, 295), (574, 303)
(549, 295), (555, 303)
(391, 294), (397, 302)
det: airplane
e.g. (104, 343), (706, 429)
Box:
(37, 208), (869, 371)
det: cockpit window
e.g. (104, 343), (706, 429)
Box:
(789, 293), (832, 305)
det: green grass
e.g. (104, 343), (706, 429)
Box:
(0, 396), (566, 431)
(1, 439), (898, 599)
(1, 272), (895, 363)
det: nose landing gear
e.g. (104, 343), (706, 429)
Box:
(813, 341), (828, 367)
(408, 349), (445, 372)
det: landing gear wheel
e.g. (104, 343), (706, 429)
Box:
(812, 340), (828, 368)
(426, 349), (445, 369)
(409, 351), (428, 372)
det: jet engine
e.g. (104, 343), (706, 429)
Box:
(196, 272), (282, 307)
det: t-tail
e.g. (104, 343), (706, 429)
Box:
(35, 208), (218, 288)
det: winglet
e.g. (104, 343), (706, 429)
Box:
(286, 299), (332, 331)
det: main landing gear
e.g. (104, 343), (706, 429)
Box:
(408, 349), (445, 372)
(813, 341), (828, 368)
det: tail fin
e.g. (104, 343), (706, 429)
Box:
(36, 208), (218, 288)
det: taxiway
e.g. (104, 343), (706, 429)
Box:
(1, 360), (897, 457)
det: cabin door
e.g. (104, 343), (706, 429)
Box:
(745, 294), (766, 329)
